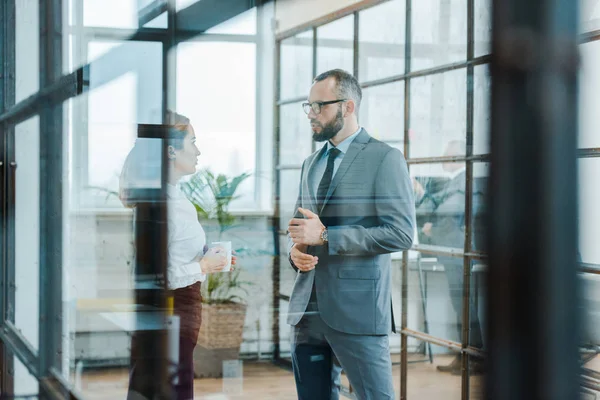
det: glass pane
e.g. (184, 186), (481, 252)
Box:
(83, 0), (138, 28)
(407, 342), (461, 398)
(473, 65), (491, 155)
(406, 251), (466, 345)
(358, 0), (406, 81)
(410, 69), (467, 158)
(205, 7), (257, 35)
(14, 355), (39, 397)
(412, 0), (467, 71)
(470, 259), (486, 351)
(15, 0), (39, 103)
(316, 15), (354, 75)
(280, 103), (313, 166)
(280, 30), (314, 100)
(83, 41), (163, 208)
(360, 81), (404, 143)
(581, 272), (600, 371)
(14, 116), (40, 350)
(579, 158), (600, 265)
(579, 41), (600, 149)
(580, 0), (600, 33)
(177, 42), (257, 210)
(472, 162), (488, 253)
(143, 12), (168, 28)
(474, 0), (492, 57)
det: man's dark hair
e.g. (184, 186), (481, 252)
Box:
(314, 69), (362, 115)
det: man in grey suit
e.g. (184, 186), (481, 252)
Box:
(286, 69), (415, 399)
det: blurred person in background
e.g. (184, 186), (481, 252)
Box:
(414, 140), (484, 375)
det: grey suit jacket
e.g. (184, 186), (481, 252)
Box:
(287, 129), (415, 335)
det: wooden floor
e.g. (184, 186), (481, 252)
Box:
(77, 354), (489, 399)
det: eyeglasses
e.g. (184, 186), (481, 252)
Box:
(302, 99), (347, 115)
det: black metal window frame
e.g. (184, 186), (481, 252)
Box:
(272, 0), (600, 398)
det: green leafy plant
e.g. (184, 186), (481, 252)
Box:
(203, 267), (252, 304)
(180, 168), (254, 304)
(180, 168), (252, 238)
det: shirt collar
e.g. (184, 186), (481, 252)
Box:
(326, 127), (362, 155)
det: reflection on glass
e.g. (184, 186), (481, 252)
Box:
(280, 103), (313, 165)
(316, 15), (354, 74)
(473, 65), (491, 155)
(474, 0), (492, 57)
(360, 81), (404, 143)
(579, 42), (600, 149)
(14, 117), (40, 350)
(280, 30), (314, 100)
(411, 0), (467, 70)
(15, 0), (39, 103)
(358, 0), (406, 81)
(410, 69), (466, 158)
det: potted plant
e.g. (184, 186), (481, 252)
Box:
(180, 168), (253, 378)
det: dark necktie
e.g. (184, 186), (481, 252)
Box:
(316, 147), (341, 211)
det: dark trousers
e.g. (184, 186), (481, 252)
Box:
(444, 262), (484, 348)
(290, 293), (395, 400)
(127, 332), (196, 400)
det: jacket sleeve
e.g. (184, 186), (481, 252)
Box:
(287, 160), (306, 272)
(328, 148), (415, 256)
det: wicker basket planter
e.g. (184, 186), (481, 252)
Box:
(193, 302), (247, 378)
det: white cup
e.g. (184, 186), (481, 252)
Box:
(211, 241), (232, 272)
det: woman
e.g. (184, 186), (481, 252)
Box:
(120, 111), (235, 399)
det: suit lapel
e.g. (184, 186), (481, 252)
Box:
(319, 129), (370, 213)
(304, 145), (328, 211)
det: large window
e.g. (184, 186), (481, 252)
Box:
(274, 0), (492, 397)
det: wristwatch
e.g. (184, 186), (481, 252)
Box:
(320, 227), (328, 244)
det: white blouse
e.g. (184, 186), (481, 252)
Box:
(166, 184), (207, 289)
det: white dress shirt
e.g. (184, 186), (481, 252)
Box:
(166, 184), (207, 289)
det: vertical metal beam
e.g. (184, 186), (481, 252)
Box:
(353, 12), (359, 79)
(460, 0), (475, 398)
(0, 0), (15, 395)
(486, 0), (580, 399)
(271, 37), (282, 363)
(38, 0), (65, 394)
(400, 0), (411, 398)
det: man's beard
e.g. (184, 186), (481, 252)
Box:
(311, 109), (344, 142)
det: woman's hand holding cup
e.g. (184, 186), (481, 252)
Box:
(199, 247), (227, 274)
